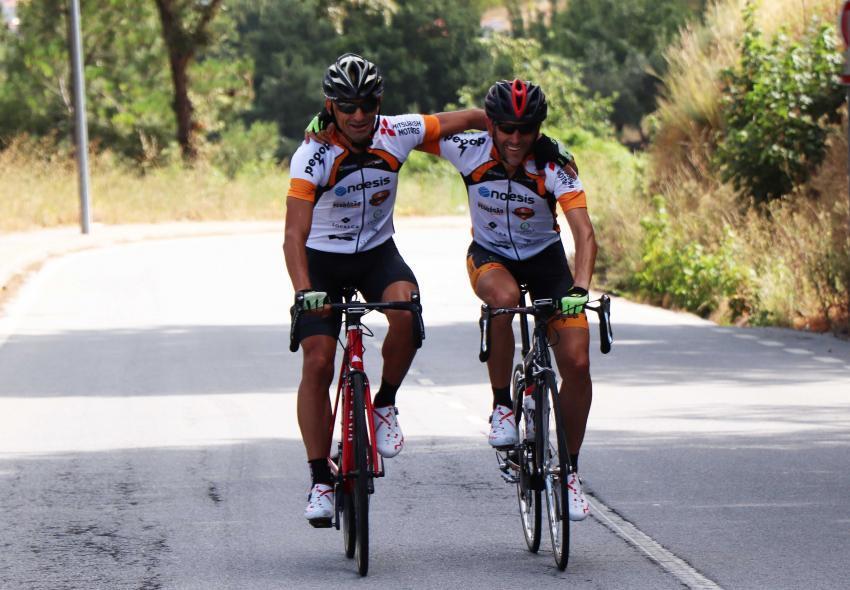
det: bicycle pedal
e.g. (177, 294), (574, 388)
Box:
(308, 517), (333, 529)
(499, 471), (520, 484)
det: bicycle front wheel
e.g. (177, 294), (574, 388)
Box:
(543, 373), (570, 570)
(512, 364), (541, 553)
(351, 372), (371, 577)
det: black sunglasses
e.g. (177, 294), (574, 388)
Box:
(495, 121), (539, 135)
(334, 97), (380, 114)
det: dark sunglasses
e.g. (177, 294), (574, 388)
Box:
(334, 97), (380, 114)
(495, 121), (539, 135)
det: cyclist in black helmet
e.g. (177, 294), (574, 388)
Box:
(420, 79), (597, 521)
(284, 53), (487, 525)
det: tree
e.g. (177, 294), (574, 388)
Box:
(234, 0), (339, 149)
(235, 0), (486, 153)
(456, 36), (614, 141)
(333, 0), (486, 116)
(538, 0), (705, 137)
(0, 0), (173, 158)
(153, 0), (224, 160)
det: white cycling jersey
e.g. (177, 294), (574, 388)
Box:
(287, 114), (440, 253)
(422, 132), (587, 261)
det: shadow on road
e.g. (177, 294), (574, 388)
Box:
(0, 320), (847, 398)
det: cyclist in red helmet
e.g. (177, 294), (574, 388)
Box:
(285, 53), (487, 524)
(420, 79), (596, 521)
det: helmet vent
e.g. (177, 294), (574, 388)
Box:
(511, 79), (528, 118)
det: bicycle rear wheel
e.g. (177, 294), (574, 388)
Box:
(351, 372), (371, 576)
(543, 373), (570, 570)
(512, 364), (541, 553)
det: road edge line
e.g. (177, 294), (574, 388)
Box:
(586, 491), (723, 590)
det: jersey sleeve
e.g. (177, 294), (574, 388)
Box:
(378, 114), (442, 159)
(426, 132), (490, 175)
(287, 141), (331, 202)
(546, 162), (587, 212)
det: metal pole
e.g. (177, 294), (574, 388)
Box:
(69, 0), (91, 234)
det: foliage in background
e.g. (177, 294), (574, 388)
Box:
(635, 196), (749, 317)
(0, 0), (173, 159)
(332, 0), (487, 116)
(234, 0), (339, 152)
(715, 9), (844, 203)
(632, 0), (850, 333)
(236, 0), (485, 156)
(521, 0), (706, 137)
(455, 36), (614, 141)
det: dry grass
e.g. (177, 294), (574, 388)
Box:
(0, 139), (475, 231)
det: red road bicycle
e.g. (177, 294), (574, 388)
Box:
(290, 288), (424, 576)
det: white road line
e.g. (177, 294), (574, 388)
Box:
(813, 357), (843, 364)
(758, 340), (783, 347)
(733, 333), (756, 339)
(445, 400), (465, 410)
(783, 348), (812, 355)
(417, 378), (435, 386)
(586, 492), (723, 590)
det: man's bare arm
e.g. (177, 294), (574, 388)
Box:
(283, 197), (315, 292)
(564, 208), (597, 291)
(434, 108), (487, 136)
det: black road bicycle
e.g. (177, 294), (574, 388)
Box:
(478, 287), (612, 570)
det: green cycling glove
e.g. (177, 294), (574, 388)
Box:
(306, 107), (334, 135)
(296, 289), (328, 311)
(560, 286), (588, 315)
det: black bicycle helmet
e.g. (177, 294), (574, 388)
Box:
(322, 53), (384, 100)
(484, 79), (547, 124)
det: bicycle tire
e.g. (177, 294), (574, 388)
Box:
(543, 373), (570, 570)
(342, 485), (356, 558)
(512, 364), (541, 553)
(351, 372), (371, 576)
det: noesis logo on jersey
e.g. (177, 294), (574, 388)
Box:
(369, 190), (390, 206)
(513, 207), (535, 220)
(339, 176), (391, 195)
(478, 186), (534, 205)
(303, 144), (330, 177)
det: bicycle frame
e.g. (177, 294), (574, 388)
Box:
(328, 307), (384, 490)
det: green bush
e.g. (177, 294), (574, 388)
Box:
(715, 6), (844, 203)
(635, 195), (750, 316)
(210, 121), (279, 178)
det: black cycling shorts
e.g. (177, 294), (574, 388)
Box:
(466, 240), (587, 329)
(297, 238), (419, 342)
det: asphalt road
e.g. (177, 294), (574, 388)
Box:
(1, 222), (849, 589)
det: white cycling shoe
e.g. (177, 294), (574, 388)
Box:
(566, 472), (590, 521)
(373, 405), (404, 458)
(305, 483), (334, 524)
(488, 404), (518, 447)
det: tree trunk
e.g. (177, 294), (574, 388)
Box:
(168, 52), (196, 160)
(153, 0), (222, 161)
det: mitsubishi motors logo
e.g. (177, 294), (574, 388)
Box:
(379, 119), (396, 136)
